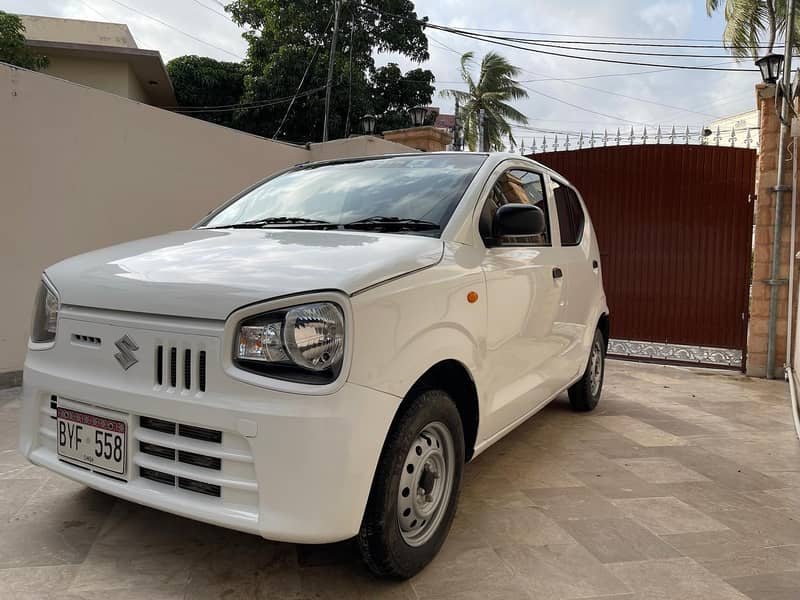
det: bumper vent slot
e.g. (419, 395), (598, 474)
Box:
(179, 450), (221, 470)
(140, 416), (176, 435)
(199, 351), (207, 392)
(183, 349), (191, 390)
(169, 347), (177, 388)
(140, 467), (175, 486)
(156, 346), (163, 385)
(179, 424), (222, 444)
(178, 477), (221, 497)
(140, 441), (176, 460)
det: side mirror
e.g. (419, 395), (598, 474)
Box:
(493, 204), (546, 238)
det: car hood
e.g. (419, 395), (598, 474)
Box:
(45, 229), (444, 320)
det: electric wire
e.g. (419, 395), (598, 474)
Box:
(168, 86), (327, 113)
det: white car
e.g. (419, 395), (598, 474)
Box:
(19, 152), (608, 578)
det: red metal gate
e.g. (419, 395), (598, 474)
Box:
(529, 144), (756, 367)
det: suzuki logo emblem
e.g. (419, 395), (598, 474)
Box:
(114, 334), (139, 370)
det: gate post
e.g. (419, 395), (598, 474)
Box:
(747, 84), (796, 377)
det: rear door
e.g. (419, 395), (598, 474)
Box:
(478, 166), (568, 437)
(550, 177), (599, 380)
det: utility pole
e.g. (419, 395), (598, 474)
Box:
(767, 0), (795, 379)
(322, 0), (341, 142)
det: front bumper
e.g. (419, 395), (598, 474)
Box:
(18, 308), (401, 544)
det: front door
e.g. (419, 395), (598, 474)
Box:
(478, 167), (567, 438)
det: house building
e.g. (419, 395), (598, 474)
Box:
(20, 14), (176, 106)
(707, 108), (759, 149)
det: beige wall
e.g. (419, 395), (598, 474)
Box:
(0, 64), (421, 376)
(308, 135), (416, 161)
(0, 64), (308, 374)
(43, 55), (137, 101)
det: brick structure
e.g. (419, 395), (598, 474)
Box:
(382, 126), (452, 152)
(747, 84), (798, 377)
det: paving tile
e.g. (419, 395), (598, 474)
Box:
(710, 507), (800, 547)
(724, 572), (800, 600)
(613, 457), (710, 484)
(608, 557), (751, 600)
(0, 564), (79, 597)
(460, 503), (574, 547)
(522, 486), (624, 521)
(495, 542), (630, 599)
(570, 464), (669, 499)
(590, 416), (688, 447)
(658, 481), (763, 513)
(611, 496), (729, 535)
(740, 488), (800, 514)
(410, 546), (512, 599)
(558, 517), (680, 563)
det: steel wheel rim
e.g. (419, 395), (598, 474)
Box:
(397, 421), (455, 547)
(589, 338), (604, 397)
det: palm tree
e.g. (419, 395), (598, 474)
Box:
(441, 51), (528, 151)
(706, 0), (800, 59)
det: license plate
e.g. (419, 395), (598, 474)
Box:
(57, 406), (127, 475)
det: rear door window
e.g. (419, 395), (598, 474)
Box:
(552, 182), (585, 246)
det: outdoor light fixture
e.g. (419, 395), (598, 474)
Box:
(409, 105), (428, 127)
(756, 53), (784, 85)
(360, 114), (376, 135)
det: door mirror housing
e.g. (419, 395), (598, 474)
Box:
(493, 204), (547, 238)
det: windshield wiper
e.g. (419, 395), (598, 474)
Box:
(342, 216), (440, 231)
(210, 217), (334, 229)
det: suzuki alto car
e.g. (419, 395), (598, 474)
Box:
(19, 152), (608, 578)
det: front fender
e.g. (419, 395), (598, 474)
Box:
(347, 263), (487, 400)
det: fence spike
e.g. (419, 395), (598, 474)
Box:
(615, 128), (621, 146)
(684, 126), (690, 144)
(642, 126), (649, 144)
(656, 125), (662, 144)
(565, 133), (571, 151)
(603, 129), (609, 147)
(554, 134), (559, 151)
(714, 126), (721, 146)
(629, 126), (635, 145)
(670, 125), (676, 144)
(589, 130), (596, 148)
(578, 131), (584, 149)
(729, 126), (737, 147)
(744, 129), (752, 149)
(542, 135), (548, 152)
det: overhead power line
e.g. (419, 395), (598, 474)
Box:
(186, 0), (232, 21)
(167, 86), (327, 113)
(360, 3), (759, 73)
(105, 0), (245, 60)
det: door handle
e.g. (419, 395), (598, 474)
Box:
(552, 267), (563, 279)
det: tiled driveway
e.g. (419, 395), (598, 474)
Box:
(1, 360), (799, 599)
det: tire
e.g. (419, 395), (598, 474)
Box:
(568, 328), (606, 412)
(358, 389), (465, 579)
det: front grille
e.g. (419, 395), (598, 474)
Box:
(140, 467), (175, 486)
(155, 345), (207, 393)
(179, 424), (222, 444)
(178, 478), (221, 497)
(178, 450), (221, 470)
(139, 441), (175, 460)
(140, 416), (176, 435)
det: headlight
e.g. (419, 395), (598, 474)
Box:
(30, 279), (60, 345)
(234, 302), (345, 383)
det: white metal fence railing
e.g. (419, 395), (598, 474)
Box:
(521, 125), (759, 154)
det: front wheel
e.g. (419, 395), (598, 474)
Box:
(357, 389), (465, 579)
(568, 328), (606, 412)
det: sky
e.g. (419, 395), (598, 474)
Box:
(4, 0), (766, 148)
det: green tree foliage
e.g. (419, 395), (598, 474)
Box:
(167, 55), (244, 127)
(706, 0), (800, 59)
(0, 11), (49, 70)
(441, 51), (528, 151)
(370, 63), (435, 133)
(224, 0), (432, 141)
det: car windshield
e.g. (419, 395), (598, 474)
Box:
(197, 154), (487, 236)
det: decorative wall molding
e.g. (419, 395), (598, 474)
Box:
(608, 339), (743, 368)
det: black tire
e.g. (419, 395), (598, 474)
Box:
(568, 328), (606, 412)
(358, 389), (465, 579)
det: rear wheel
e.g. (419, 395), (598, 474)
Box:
(568, 328), (605, 412)
(358, 389), (464, 579)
